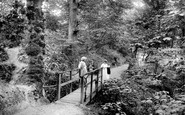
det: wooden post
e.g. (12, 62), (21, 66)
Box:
(90, 73), (93, 101)
(79, 69), (81, 87)
(57, 73), (62, 100)
(80, 76), (84, 104)
(101, 68), (103, 87)
(70, 70), (72, 93)
(95, 71), (99, 93)
(79, 69), (84, 104)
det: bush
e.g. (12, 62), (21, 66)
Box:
(0, 48), (9, 62)
(97, 77), (185, 115)
(98, 78), (149, 115)
(0, 64), (16, 83)
(93, 53), (185, 115)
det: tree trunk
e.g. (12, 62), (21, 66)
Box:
(67, 0), (78, 69)
(68, 0), (78, 42)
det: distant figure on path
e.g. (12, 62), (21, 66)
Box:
(101, 60), (110, 81)
(87, 60), (95, 72)
(78, 56), (88, 77)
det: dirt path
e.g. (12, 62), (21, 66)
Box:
(1, 47), (28, 84)
(110, 64), (129, 79)
(14, 102), (85, 115)
(14, 64), (128, 115)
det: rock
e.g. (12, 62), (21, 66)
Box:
(161, 105), (169, 110)
(155, 109), (165, 115)
(146, 99), (153, 104)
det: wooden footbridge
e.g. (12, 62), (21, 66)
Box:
(15, 65), (128, 115)
(43, 67), (104, 105)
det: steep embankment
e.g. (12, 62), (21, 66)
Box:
(0, 47), (49, 115)
(0, 83), (40, 115)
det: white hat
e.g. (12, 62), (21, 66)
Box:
(81, 56), (87, 61)
(104, 59), (107, 62)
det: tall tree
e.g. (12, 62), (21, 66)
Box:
(128, 0), (167, 42)
(77, 0), (132, 51)
(68, 0), (78, 42)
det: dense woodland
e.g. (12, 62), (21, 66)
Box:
(0, 0), (185, 115)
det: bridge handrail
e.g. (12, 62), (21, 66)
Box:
(57, 68), (79, 74)
(56, 67), (102, 89)
(43, 68), (79, 87)
(43, 84), (57, 88)
(56, 67), (103, 101)
(79, 67), (103, 104)
(60, 78), (80, 87)
(43, 67), (104, 103)
(42, 68), (80, 99)
(80, 67), (102, 77)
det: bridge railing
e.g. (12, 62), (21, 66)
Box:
(43, 69), (80, 100)
(43, 67), (103, 104)
(80, 68), (103, 104)
(57, 69), (80, 100)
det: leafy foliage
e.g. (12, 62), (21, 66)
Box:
(0, 48), (9, 62)
(0, 1), (26, 82)
(16, 0), (46, 94)
(78, 0), (132, 56)
(0, 64), (16, 82)
(95, 52), (185, 114)
(0, 1), (26, 49)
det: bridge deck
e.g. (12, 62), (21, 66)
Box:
(57, 64), (129, 105)
(57, 78), (100, 105)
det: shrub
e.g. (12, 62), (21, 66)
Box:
(0, 64), (16, 83)
(99, 78), (150, 115)
(0, 47), (9, 62)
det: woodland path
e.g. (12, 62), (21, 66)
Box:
(110, 64), (129, 79)
(14, 64), (129, 115)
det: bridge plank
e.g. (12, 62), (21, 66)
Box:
(60, 78), (80, 87)
(58, 77), (101, 105)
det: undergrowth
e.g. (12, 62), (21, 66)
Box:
(87, 48), (185, 115)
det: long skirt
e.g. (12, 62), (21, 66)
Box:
(102, 67), (110, 81)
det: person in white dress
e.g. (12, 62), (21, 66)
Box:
(100, 60), (110, 81)
(78, 56), (88, 77)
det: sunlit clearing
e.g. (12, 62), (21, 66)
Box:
(42, 1), (50, 12)
(20, 0), (27, 6)
(51, 9), (61, 17)
(132, 0), (145, 8)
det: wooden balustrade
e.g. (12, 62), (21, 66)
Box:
(43, 67), (104, 104)
(79, 68), (103, 104)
